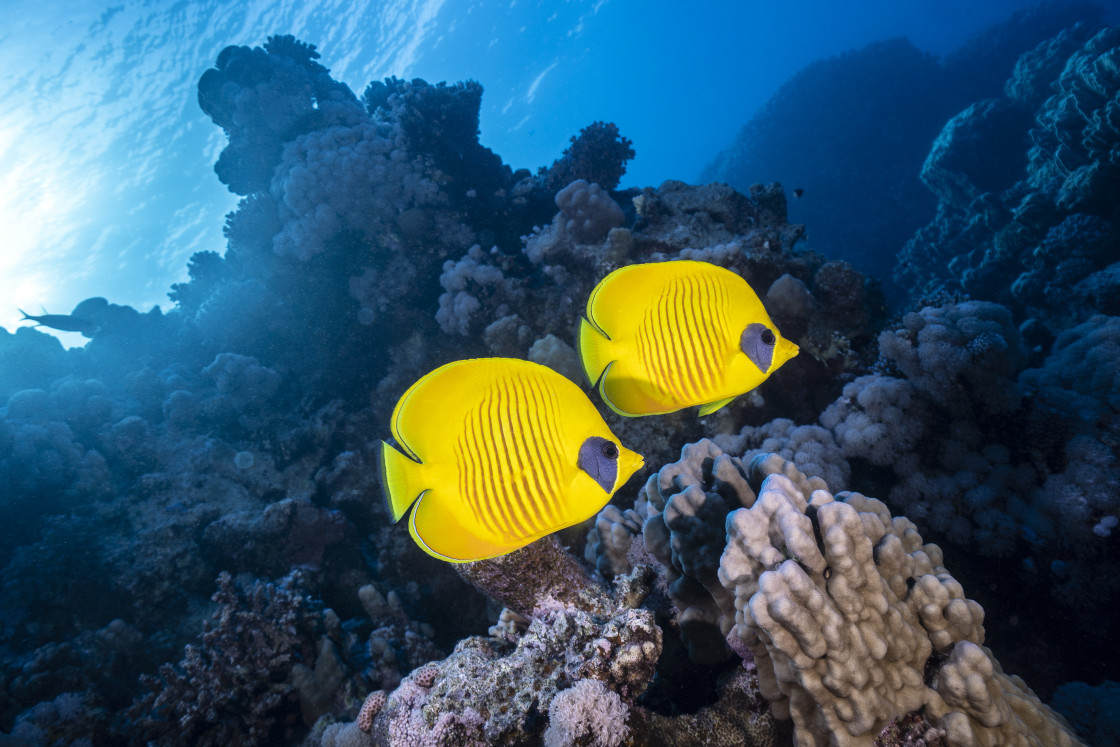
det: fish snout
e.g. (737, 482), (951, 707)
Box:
(779, 337), (800, 364)
(617, 445), (645, 489)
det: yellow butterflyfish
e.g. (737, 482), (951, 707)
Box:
(379, 358), (644, 562)
(579, 260), (799, 417)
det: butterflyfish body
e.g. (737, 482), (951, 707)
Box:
(379, 358), (644, 562)
(579, 260), (799, 417)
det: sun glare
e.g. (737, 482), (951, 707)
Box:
(0, 121), (87, 346)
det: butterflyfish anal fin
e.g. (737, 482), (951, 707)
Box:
(597, 365), (644, 417)
(697, 396), (736, 416)
(379, 440), (427, 522)
(409, 492), (528, 563)
(579, 316), (615, 386)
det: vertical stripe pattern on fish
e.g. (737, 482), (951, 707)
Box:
(579, 260), (799, 417)
(379, 358), (643, 562)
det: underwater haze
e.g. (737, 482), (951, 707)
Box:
(0, 0), (1063, 343)
(2, 0), (1120, 745)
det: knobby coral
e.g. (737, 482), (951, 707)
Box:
(724, 449), (1080, 745)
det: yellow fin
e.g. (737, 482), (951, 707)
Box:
(583, 263), (675, 341)
(595, 362), (643, 418)
(698, 396), (735, 416)
(388, 359), (501, 463)
(578, 316), (614, 386)
(409, 493), (525, 563)
(379, 441), (426, 522)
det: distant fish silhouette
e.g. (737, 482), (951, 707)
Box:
(793, 188), (804, 198)
(19, 309), (99, 336)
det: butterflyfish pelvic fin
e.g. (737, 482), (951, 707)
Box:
(698, 396), (736, 416)
(379, 440), (427, 522)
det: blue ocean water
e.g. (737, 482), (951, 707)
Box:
(1, 1), (1118, 745)
(1, 0), (1057, 342)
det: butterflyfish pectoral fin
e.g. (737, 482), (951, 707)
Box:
(379, 440), (427, 522)
(697, 396), (736, 416)
(409, 493), (524, 563)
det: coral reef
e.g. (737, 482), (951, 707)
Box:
(127, 571), (322, 747)
(596, 441), (1082, 746)
(895, 21), (1118, 331)
(2, 20), (1116, 747)
(702, 2), (1100, 301)
(312, 495), (776, 746)
(717, 296), (1120, 671)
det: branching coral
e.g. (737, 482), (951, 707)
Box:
(716, 417), (850, 492)
(128, 571), (322, 747)
(632, 440), (753, 665)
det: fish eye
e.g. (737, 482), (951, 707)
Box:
(601, 441), (619, 459)
(761, 329), (776, 346)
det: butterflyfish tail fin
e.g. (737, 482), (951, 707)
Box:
(578, 316), (614, 387)
(379, 440), (426, 523)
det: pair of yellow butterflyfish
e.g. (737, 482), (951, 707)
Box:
(379, 260), (800, 562)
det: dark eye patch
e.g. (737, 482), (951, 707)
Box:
(741, 323), (776, 373)
(579, 436), (619, 493)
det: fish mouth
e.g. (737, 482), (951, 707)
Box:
(618, 446), (645, 487)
